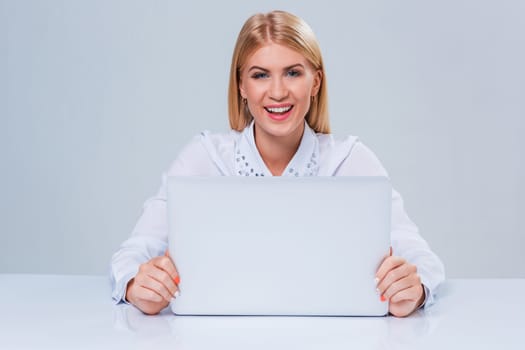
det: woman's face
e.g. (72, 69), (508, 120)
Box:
(239, 42), (321, 141)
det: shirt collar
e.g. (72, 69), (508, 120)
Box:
(234, 120), (320, 177)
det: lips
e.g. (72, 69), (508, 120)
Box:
(264, 104), (294, 121)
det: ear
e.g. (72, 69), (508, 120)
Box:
(239, 76), (247, 99)
(311, 69), (322, 97)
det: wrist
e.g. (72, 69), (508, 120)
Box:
(124, 278), (135, 304)
(416, 283), (426, 308)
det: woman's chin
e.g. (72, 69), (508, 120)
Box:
(254, 118), (304, 140)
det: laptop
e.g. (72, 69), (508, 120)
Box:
(167, 176), (391, 316)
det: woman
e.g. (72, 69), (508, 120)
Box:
(110, 10), (445, 317)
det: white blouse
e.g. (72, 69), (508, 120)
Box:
(110, 122), (445, 307)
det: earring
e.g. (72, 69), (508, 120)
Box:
(242, 98), (247, 105)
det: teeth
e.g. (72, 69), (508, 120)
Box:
(266, 106), (292, 113)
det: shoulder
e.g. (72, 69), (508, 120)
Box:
(316, 133), (388, 176)
(199, 129), (240, 156)
(167, 130), (238, 176)
(317, 133), (358, 157)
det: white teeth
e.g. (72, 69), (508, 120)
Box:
(266, 106), (292, 113)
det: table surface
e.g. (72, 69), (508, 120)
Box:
(0, 274), (523, 350)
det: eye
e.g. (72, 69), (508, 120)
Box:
(252, 72), (269, 79)
(287, 69), (301, 77)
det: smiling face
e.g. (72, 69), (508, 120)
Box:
(239, 42), (322, 143)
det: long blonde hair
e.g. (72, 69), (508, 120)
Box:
(228, 10), (330, 133)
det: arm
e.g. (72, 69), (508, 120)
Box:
(335, 141), (445, 315)
(109, 178), (179, 315)
(110, 135), (217, 313)
(385, 188), (445, 311)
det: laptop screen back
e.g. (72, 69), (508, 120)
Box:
(168, 176), (391, 316)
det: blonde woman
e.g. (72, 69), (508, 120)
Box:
(110, 10), (445, 317)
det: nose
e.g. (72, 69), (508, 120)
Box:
(269, 76), (288, 101)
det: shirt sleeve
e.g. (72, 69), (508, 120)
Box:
(334, 141), (445, 308)
(109, 134), (218, 303)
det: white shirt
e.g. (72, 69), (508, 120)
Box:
(110, 122), (445, 307)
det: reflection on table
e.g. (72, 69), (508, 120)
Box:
(0, 275), (523, 350)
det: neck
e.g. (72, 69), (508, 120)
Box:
(254, 123), (305, 176)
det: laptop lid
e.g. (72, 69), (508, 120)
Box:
(167, 176), (391, 316)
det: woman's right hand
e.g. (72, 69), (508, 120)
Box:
(125, 251), (180, 315)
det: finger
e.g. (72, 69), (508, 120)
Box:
(389, 284), (423, 304)
(152, 255), (180, 285)
(375, 256), (406, 283)
(134, 283), (167, 303)
(163, 250), (180, 286)
(136, 263), (177, 300)
(135, 273), (173, 302)
(146, 265), (179, 297)
(377, 262), (416, 294)
(382, 273), (421, 300)
(374, 247), (393, 284)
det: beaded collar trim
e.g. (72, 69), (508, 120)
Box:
(233, 121), (320, 177)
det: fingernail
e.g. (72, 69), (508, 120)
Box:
(174, 276), (180, 285)
(174, 290), (180, 298)
(376, 288), (380, 294)
(380, 295), (387, 302)
(374, 277), (379, 284)
(171, 297), (176, 304)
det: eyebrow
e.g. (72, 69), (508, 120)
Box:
(248, 63), (305, 72)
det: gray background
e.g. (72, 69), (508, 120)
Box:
(2, 0), (524, 277)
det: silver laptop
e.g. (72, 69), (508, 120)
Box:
(167, 176), (391, 316)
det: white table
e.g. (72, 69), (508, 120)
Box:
(0, 275), (523, 349)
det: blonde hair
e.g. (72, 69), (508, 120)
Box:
(228, 10), (330, 133)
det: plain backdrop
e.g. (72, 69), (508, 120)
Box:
(2, 0), (524, 277)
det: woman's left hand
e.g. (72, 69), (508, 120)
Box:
(375, 253), (425, 317)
